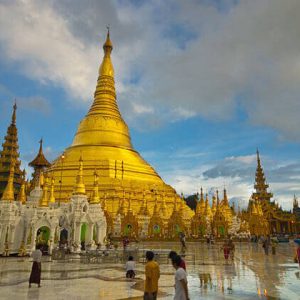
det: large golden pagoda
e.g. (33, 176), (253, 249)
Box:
(49, 31), (191, 218)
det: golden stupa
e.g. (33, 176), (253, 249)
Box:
(49, 30), (189, 217)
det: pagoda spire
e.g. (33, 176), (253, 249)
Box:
(212, 194), (217, 215)
(223, 188), (228, 205)
(253, 149), (273, 202)
(29, 139), (51, 189)
(216, 190), (220, 207)
(39, 176), (49, 207)
(49, 177), (56, 204)
(1, 160), (15, 201)
(17, 169), (27, 204)
(0, 103), (23, 197)
(205, 195), (212, 219)
(293, 194), (299, 209)
(72, 28), (132, 148)
(73, 156), (86, 195)
(90, 170), (100, 204)
(12, 102), (17, 125)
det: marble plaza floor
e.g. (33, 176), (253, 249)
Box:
(0, 241), (299, 300)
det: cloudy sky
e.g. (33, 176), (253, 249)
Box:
(0, 0), (300, 210)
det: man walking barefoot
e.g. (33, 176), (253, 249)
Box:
(144, 251), (160, 300)
(29, 245), (42, 288)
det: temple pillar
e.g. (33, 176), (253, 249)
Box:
(87, 223), (94, 244)
(31, 226), (37, 252)
(73, 222), (81, 252)
(8, 225), (16, 254)
(48, 228), (55, 255)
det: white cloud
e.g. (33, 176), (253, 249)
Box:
(132, 102), (154, 114)
(0, 0), (97, 101)
(1, 0), (300, 138)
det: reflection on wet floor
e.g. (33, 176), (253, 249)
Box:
(0, 241), (299, 299)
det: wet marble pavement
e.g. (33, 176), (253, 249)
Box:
(0, 242), (299, 300)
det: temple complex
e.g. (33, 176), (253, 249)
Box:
(0, 31), (300, 256)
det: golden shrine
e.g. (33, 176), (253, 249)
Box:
(243, 150), (297, 235)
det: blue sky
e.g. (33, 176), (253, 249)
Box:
(1, 0), (300, 210)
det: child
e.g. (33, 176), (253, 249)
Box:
(125, 256), (136, 278)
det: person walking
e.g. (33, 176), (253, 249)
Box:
(228, 239), (235, 261)
(262, 236), (270, 255)
(125, 256), (136, 279)
(144, 251), (160, 300)
(271, 238), (278, 255)
(294, 239), (300, 267)
(221, 240), (230, 263)
(179, 232), (187, 252)
(29, 245), (42, 288)
(172, 255), (189, 300)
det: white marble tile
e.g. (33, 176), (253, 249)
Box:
(0, 242), (299, 299)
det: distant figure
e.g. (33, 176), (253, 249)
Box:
(271, 238), (277, 255)
(172, 255), (189, 300)
(179, 232), (186, 251)
(295, 244), (300, 267)
(125, 256), (136, 279)
(123, 236), (129, 250)
(206, 236), (210, 244)
(262, 236), (270, 255)
(29, 245), (42, 288)
(221, 240), (230, 262)
(144, 251), (160, 300)
(168, 251), (186, 271)
(228, 239), (235, 260)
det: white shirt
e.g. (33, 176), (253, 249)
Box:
(174, 267), (187, 300)
(125, 261), (135, 271)
(31, 249), (42, 262)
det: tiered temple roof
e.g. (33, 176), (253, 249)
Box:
(252, 150), (273, 202)
(0, 103), (23, 198)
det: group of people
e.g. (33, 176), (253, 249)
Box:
(125, 250), (189, 300)
(27, 236), (300, 300)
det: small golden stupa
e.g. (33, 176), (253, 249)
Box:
(49, 30), (191, 218)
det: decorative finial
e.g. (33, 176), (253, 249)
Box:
(90, 169), (100, 204)
(103, 26), (113, 52)
(73, 155), (86, 195)
(17, 170), (27, 204)
(39, 138), (43, 153)
(40, 175), (49, 207)
(256, 148), (261, 165)
(12, 101), (17, 125)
